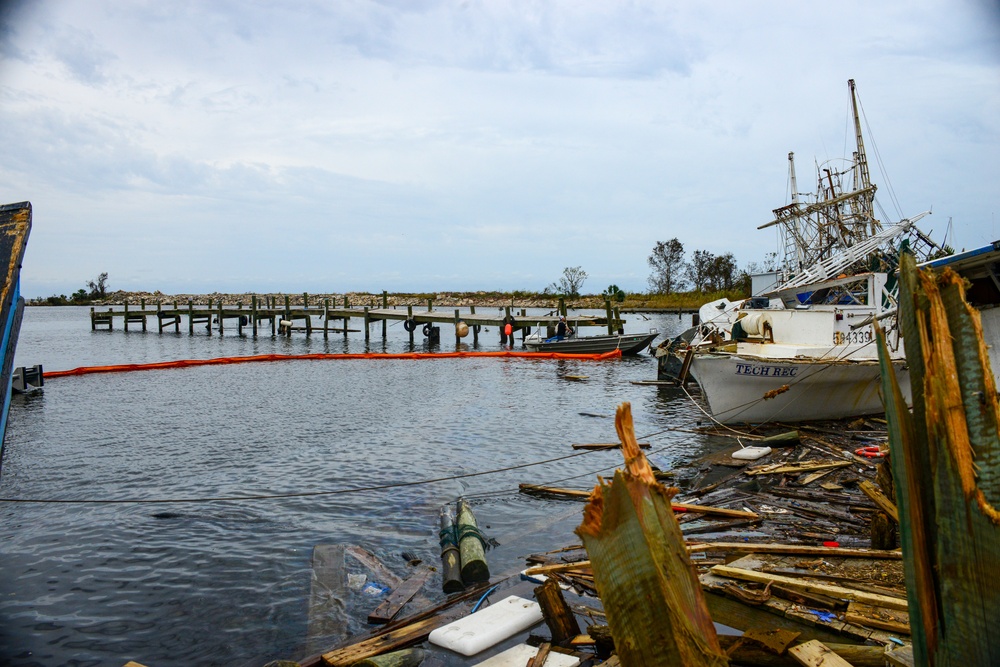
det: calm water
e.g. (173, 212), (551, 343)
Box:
(0, 306), (717, 666)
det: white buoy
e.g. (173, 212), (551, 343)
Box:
(732, 437), (772, 460)
(456, 321), (469, 338)
(732, 446), (772, 460)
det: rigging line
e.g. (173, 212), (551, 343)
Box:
(857, 95), (902, 219)
(434, 426), (688, 503)
(0, 448), (602, 505)
(0, 423), (686, 507)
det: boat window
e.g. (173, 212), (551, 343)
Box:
(796, 279), (869, 306)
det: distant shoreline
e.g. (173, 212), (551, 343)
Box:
(30, 288), (744, 311)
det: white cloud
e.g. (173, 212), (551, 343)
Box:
(0, 0), (997, 296)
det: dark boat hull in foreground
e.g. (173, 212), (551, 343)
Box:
(524, 331), (658, 355)
(0, 201), (31, 475)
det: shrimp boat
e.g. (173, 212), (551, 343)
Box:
(657, 80), (943, 424)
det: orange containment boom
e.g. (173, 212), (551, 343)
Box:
(45, 349), (623, 378)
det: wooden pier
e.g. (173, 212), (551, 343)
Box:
(90, 293), (625, 346)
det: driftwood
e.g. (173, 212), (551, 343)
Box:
(368, 565), (432, 624)
(710, 564), (909, 611)
(787, 639), (854, 667)
(686, 542), (901, 559)
(858, 480), (899, 522)
(745, 461), (853, 476)
(715, 635), (885, 667)
(520, 483), (759, 519)
(534, 578), (581, 644)
(576, 402), (727, 667)
(572, 442), (650, 450)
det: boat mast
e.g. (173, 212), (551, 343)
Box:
(849, 79), (872, 196)
(761, 79), (884, 278)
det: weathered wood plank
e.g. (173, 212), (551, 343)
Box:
(710, 564), (909, 611)
(858, 480), (899, 522)
(845, 601), (910, 635)
(687, 542), (901, 559)
(787, 639), (855, 667)
(367, 565), (432, 624)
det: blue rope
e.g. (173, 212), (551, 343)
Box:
(471, 584), (500, 613)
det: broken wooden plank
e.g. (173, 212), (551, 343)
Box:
(345, 545), (403, 588)
(710, 564), (909, 611)
(520, 484), (759, 519)
(787, 639), (855, 667)
(845, 601), (910, 635)
(858, 479), (899, 522)
(368, 565), (433, 624)
(717, 635), (886, 667)
(520, 484), (591, 499)
(745, 461), (853, 476)
(571, 442), (650, 450)
(686, 542), (902, 560)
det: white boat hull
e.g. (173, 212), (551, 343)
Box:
(689, 353), (911, 424)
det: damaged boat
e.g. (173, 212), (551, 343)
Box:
(656, 80), (944, 424)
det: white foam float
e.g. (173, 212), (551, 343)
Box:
(428, 595), (543, 656)
(732, 445), (772, 460)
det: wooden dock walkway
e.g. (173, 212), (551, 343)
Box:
(90, 294), (625, 346)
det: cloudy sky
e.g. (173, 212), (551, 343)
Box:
(1, 1), (998, 298)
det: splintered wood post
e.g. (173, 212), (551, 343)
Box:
(534, 578), (580, 644)
(876, 252), (1000, 666)
(438, 506), (463, 593)
(576, 402), (727, 667)
(456, 499), (489, 584)
(605, 299), (613, 334)
(188, 299), (194, 335)
(364, 306), (370, 342)
(407, 305), (414, 345)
